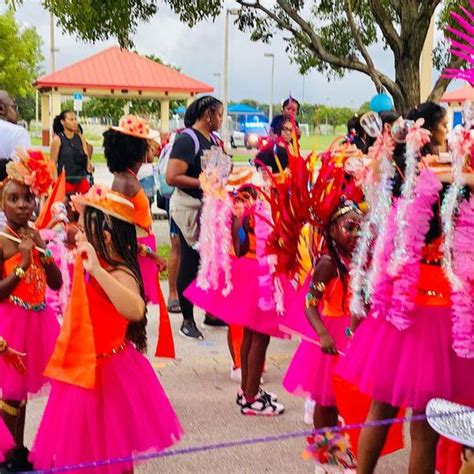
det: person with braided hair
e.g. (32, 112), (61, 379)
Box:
(30, 186), (182, 472)
(167, 95), (225, 340)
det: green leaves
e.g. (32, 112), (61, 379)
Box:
(0, 10), (43, 98)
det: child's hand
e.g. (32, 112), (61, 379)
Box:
(30, 228), (47, 249)
(0, 338), (26, 374)
(77, 241), (101, 276)
(18, 237), (35, 269)
(154, 254), (167, 272)
(320, 334), (338, 355)
(5, 346), (26, 374)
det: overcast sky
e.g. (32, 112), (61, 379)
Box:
(4, 0), (461, 108)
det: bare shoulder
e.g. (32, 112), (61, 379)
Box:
(109, 266), (140, 292)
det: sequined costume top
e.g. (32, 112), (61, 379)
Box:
(3, 251), (46, 311)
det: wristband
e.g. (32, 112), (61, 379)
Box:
(40, 248), (54, 265)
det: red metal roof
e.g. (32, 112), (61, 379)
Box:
(35, 46), (213, 94)
(440, 85), (474, 104)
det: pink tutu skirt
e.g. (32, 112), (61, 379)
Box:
(185, 257), (288, 338)
(283, 316), (350, 406)
(0, 302), (59, 400)
(337, 305), (474, 411)
(0, 419), (13, 462)
(138, 234), (159, 304)
(31, 343), (183, 473)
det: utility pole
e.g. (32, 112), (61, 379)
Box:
(264, 53), (275, 121)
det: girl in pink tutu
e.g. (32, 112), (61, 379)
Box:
(31, 186), (182, 473)
(338, 102), (474, 473)
(103, 115), (174, 358)
(0, 150), (62, 471)
(185, 187), (285, 416)
(282, 201), (361, 470)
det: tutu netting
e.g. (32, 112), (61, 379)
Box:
(138, 234), (159, 304)
(0, 302), (59, 400)
(31, 343), (183, 473)
(0, 419), (13, 462)
(283, 317), (350, 406)
(337, 305), (474, 411)
(185, 256), (288, 338)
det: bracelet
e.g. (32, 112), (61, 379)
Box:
(40, 248), (54, 265)
(14, 266), (26, 279)
(139, 245), (154, 258)
(0, 400), (20, 417)
(0, 337), (7, 353)
(345, 327), (354, 338)
(305, 292), (321, 309)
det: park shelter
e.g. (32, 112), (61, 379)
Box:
(440, 85), (474, 129)
(34, 46), (213, 145)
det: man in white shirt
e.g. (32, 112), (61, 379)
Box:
(0, 90), (31, 161)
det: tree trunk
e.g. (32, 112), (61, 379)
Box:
(392, 55), (421, 116)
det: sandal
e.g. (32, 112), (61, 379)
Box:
(167, 298), (182, 314)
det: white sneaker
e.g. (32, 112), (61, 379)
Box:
(230, 367), (242, 383)
(241, 393), (285, 416)
(304, 398), (316, 425)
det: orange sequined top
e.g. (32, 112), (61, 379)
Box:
(4, 252), (46, 311)
(416, 237), (451, 307)
(321, 277), (349, 318)
(86, 275), (128, 358)
(129, 187), (152, 232)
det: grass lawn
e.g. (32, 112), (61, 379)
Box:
(157, 244), (170, 280)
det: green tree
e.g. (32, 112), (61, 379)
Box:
(0, 10), (43, 97)
(8, 1), (468, 114)
(15, 92), (36, 126)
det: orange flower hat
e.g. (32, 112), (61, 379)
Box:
(111, 114), (160, 141)
(5, 149), (54, 197)
(71, 185), (135, 224)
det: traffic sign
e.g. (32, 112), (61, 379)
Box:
(72, 92), (83, 101)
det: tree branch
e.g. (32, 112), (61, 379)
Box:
(368, 0), (402, 56)
(344, 0), (383, 92)
(237, 0), (402, 102)
(428, 55), (467, 103)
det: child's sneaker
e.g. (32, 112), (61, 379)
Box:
(230, 367), (242, 383)
(236, 388), (245, 406)
(241, 393), (285, 416)
(304, 398), (316, 425)
(259, 387), (278, 402)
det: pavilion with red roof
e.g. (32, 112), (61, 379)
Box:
(35, 46), (213, 145)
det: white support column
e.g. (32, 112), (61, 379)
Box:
(41, 93), (51, 146)
(161, 99), (170, 133)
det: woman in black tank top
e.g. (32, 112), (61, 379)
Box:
(51, 110), (91, 194)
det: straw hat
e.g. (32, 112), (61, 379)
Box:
(426, 398), (474, 447)
(111, 115), (160, 141)
(225, 165), (268, 192)
(71, 185), (135, 225)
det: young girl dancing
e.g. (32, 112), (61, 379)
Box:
(31, 186), (182, 473)
(0, 150), (62, 471)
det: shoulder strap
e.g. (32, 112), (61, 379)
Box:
(181, 128), (200, 157)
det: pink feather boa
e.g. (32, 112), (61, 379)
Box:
(451, 197), (474, 358)
(371, 169), (441, 330)
(196, 192), (233, 296)
(254, 199), (277, 312)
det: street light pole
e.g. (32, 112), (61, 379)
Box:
(223, 8), (239, 148)
(264, 53), (275, 121)
(213, 72), (221, 99)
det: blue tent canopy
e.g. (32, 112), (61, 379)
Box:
(174, 105), (186, 115)
(228, 103), (261, 114)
